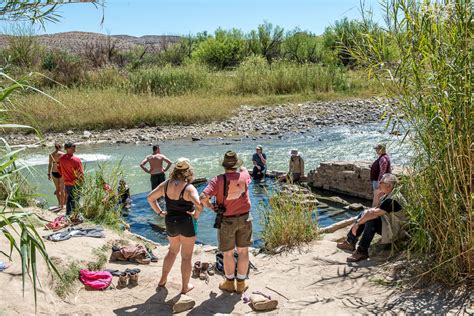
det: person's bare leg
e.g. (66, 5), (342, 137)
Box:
(52, 177), (61, 207)
(236, 247), (249, 276)
(159, 236), (180, 286)
(180, 235), (196, 294)
(59, 177), (66, 209)
(223, 250), (236, 277)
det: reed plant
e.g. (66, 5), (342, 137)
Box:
(260, 191), (319, 252)
(75, 162), (125, 229)
(350, 0), (472, 284)
(235, 56), (349, 95)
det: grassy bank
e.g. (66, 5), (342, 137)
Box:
(11, 68), (380, 132)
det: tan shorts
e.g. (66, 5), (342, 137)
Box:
(218, 213), (252, 252)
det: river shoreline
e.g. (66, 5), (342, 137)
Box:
(6, 98), (389, 147)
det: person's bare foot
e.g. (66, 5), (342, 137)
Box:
(158, 278), (167, 287)
(181, 283), (194, 294)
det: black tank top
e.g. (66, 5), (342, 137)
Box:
(164, 180), (195, 217)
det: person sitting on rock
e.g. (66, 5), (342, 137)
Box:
(337, 173), (406, 262)
(252, 145), (267, 182)
(279, 149), (305, 183)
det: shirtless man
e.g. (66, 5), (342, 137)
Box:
(140, 145), (172, 190)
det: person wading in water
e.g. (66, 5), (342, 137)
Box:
(140, 144), (172, 191)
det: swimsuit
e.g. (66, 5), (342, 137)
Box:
(50, 153), (62, 178)
(164, 181), (196, 238)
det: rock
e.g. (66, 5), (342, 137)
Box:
(347, 203), (365, 211)
(66, 130), (74, 135)
(191, 136), (202, 141)
(82, 131), (92, 139)
(172, 295), (195, 313)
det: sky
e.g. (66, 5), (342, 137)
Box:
(3, 0), (384, 36)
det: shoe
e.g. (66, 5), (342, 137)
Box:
(117, 273), (128, 289)
(135, 256), (151, 265)
(125, 268), (140, 287)
(219, 279), (235, 293)
(235, 279), (248, 294)
(146, 247), (158, 263)
(347, 251), (369, 262)
(337, 240), (355, 252)
(192, 261), (202, 279)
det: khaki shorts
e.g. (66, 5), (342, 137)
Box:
(218, 213), (252, 252)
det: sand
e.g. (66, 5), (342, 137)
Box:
(0, 208), (471, 315)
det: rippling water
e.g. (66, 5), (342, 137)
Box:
(23, 122), (411, 245)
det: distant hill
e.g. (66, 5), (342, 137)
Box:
(0, 31), (182, 53)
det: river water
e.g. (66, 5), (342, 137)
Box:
(22, 122), (411, 245)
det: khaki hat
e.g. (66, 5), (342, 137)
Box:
(256, 145), (263, 151)
(175, 158), (191, 170)
(222, 150), (243, 169)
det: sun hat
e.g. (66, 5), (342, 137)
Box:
(175, 158), (191, 170)
(222, 150), (243, 169)
(290, 149), (299, 156)
(256, 145), (263, 151)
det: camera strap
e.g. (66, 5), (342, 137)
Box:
(220, 173), (229, 205)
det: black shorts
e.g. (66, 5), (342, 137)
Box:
(150, 173), (166, 190)
(165, 215), (196, 238)
(52, 171), (61, 179)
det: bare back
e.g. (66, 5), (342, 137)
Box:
(147, 154), (167, 174)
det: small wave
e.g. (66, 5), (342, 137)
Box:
(21, 153), (111, 166)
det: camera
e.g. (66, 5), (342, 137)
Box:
(213, 204), (226, 229)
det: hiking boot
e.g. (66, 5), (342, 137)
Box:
(135, 256), (151, 265)
(347, 251), (369, 263)
(235, 279), (248, 294)
(117, 274), (128, 289)
(219, 279), (235, 293)
(129, 273), (139, 287)
(337, 240), (355, 252)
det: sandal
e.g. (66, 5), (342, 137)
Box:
(207, 263), (215, 276)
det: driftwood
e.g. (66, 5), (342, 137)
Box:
(319, 216), (356, 234)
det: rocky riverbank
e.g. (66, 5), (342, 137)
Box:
(6, 98), (388, 146)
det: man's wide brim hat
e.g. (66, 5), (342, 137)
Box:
(222, 150), (243, 169)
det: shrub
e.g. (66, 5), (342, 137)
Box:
(40, 49), (86, 87)
(192, 28), (246, 69)
(127, 64), (208, 96)
(260, 191), (319, 252)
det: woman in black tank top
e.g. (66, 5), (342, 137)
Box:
(147, 158), (202, 294)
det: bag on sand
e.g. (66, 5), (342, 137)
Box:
(79, 269), (113, 290)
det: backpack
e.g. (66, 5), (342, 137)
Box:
(79, 269), (113, 290)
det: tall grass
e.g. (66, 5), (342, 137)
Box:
(76, 162), (125, 229)
(235, 56), (349, 95)
(127, 64), (209, 96)
(350, 0), (472, 283)
(260, 191), (319, 252)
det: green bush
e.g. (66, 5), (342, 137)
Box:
(261, 191), (319, 252)
(282, 29), (324, 64)
(40, 49), (86, 87)
(193, 28), (246, 69)
(127, 64), (208, 96)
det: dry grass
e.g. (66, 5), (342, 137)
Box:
(11, 87), (378, 132)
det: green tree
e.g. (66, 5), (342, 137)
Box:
(247, 22), (284, 63)
(282, 29), (323, 64)
(193, 28), (246, 69)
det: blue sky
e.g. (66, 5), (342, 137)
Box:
(9, 0), (384, 36)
